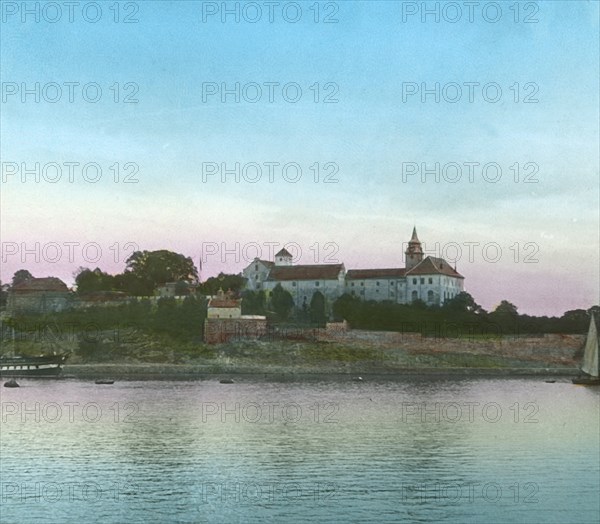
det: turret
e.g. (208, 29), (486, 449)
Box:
(405, 227), (424, 270)
(274, 248), (293, 266)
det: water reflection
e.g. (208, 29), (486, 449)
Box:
(1, 378), (598, 523)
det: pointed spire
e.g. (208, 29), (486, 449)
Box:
(410, 226), (420, 243)
(405, 227), (424, 270)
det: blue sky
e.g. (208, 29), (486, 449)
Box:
(1, 0), (599, 315)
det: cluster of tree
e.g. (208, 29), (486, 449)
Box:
(331, 292), (599, 335)
(74, 250), (199, 296)
(242, 285), (327, 327)
(11, 269), (34, 287)
(4, 263), (597, 337)
(11, 295), (209, 343)
(198, 273), (246, 296)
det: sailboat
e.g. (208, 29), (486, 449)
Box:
(572, 313), (600, 385)
(0, 322), (70, 378)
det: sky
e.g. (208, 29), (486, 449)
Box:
(1, 0), (599, 316)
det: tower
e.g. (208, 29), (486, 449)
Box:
(274, 248), (293, 266)
(405, 227), (424, 270)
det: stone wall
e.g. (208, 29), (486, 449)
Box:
(205, 317), (268, 344)
(8, 292), (72, 314)
(313, 329), (584, 365)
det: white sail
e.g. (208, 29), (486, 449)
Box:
(581, 315), (599, 377)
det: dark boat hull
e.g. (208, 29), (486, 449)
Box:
(0, 353), (69, 378)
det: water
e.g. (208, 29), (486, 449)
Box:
(1, 377), (598, 523)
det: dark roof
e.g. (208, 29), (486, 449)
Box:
(406, 257), (464, 278)
(208, 297), (241, 308)
(12, 277), (69, 293)
(267, 264), (344, 281)
(248, 259), (274, 269)
(275, 248), (293, 258)
(346, 268), (406, 280)
(208, 289), (241, 308)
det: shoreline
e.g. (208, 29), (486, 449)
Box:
(58, 363), (579, 381)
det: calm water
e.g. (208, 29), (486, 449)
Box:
(1, 377), (598, 523)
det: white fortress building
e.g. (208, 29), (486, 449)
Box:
(242, 228), (464, 309)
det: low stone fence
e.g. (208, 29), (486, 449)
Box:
(314, 328), (584, 365)
(205, 318), (268, 344)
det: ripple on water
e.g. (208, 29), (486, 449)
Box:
(1, 378), (598, 523)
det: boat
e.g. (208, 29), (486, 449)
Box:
(0, 353), (70, 378)
(0, 321), (70, 378)
(95, 379), (115, 385)
(4, 378), (20, 388)
(572, 314), (600, 385)
(219, 378), (234, 384)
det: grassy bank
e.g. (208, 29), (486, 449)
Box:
(2, 302), (581, 374)
(4, 325), (578, 376)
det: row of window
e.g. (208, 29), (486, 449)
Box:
(412, 278), (434, 285)
(351, 290), (398, 297)
(348, 290), (438, 302)
(2, 365), (42, 370)
(259, 278), (459, 289)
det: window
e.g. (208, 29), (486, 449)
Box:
(292, 282), (296, 287)
(390, 292), (395, 297)
(315, 281), (320, 287)
(412, 278), (417, 284)
(351, 282), (354, 287)
(255, 264), (258, 271)
(376, 281), (380, 286)
(420, 278), (425, 284)
(428, 278), (433, 284)
(411, 290), (418, 301)
(360, 290), (365, 295)
(361, 282), (364, 286)
(427, 290), (434, 302)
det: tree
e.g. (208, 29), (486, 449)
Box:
(490, 300), (519, 334)
(493, 300), (518, 317)
(124, 250), (198, 296)
(114, 271), (147, 296)
(332, 293), (361, 323)
(0, 281), (7, 307)
(155, 297), (179, 333)
(559, 309), (589, 333)
(443, 292), (485, 314)
(74, 267), (115, 294)
(270, 284), (294, 321)
(200, 273), (246, 296)
(12, 269), (33, 287)
(241, 290), (266, 315)
(310, 291), (327, 327)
